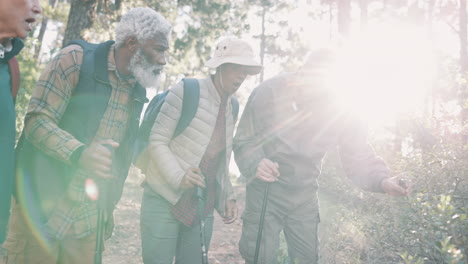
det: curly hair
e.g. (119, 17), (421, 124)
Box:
(115, 7), (171, 47)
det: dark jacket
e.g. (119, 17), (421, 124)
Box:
(234, 72), (390, 192)
(0, 38), (23, 243)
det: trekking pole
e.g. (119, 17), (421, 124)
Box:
(94, 143), (114, 264)
(94, 180), (107, 264)
(197, 186), (209, 264)
(254, 182), (271, 264)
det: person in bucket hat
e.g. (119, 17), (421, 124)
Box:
(139, 36), (261, 264)
(205, 37), (262, 75)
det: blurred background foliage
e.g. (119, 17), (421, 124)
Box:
(16, 0), (467, 263)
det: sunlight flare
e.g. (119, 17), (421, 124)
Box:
(85, 178), (99, 201)
(330, 22), (436, 125)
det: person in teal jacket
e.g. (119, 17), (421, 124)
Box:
(0, 0), (42, 244)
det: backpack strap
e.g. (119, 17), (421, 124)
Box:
(8, 57), (20, 101)
(14, 40), (116, 218)
(175, 78), (239, 137)
(67, 39), (115, 85)
(173, 78), (200, 138)
(57, 40), (115, 144)
(231, 97), (239, 121)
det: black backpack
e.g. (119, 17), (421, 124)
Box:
(133, 78), (239, 164)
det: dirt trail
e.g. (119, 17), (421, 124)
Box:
(103, 169), (245, 264)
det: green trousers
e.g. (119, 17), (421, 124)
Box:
(140, 190), (214, 264)
(239, 180), (320, 264)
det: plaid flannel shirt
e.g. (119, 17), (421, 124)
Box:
(24, 44), (137, 239)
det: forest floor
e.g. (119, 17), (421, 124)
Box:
(102, 167), (360, 264)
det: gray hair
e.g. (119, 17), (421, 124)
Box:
(115, 7), (171, 47)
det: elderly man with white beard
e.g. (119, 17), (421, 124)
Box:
(3, 7), (170, 264)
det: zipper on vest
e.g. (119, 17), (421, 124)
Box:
(0, 44), (4, 59)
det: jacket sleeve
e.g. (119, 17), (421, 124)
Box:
(24, 45), (84, 163)
(338, 115), (390, 193)
(148, 82), (186, 190)
(233, 87), (268, 183)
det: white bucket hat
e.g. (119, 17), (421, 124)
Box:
(205, 37), (262, 75)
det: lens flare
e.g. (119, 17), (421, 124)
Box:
(15, 168), (57, 257)
(330, 22), (436, 126)
(85, 178), (99, 201)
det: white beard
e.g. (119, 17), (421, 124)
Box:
(129, 49), (163, 89)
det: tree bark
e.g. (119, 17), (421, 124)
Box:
(34, 0), (57, 60)
(115, 0), (121, 10)
(338, 0), (351, 38)
(426, 0), (435, 119)
(459, 0), (467, 142)
(259, 5), (266, 82)
(329, 1), (333, 40)
(34, 18), (48, 60)
(62, 0), (98, 47)
(359, 0), (368, 29)
(460, 0), (467, 73)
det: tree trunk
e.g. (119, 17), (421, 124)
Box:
(259, 5), (266, 82)
(459, 0), (467, 142)
(426, 0), (435, 119)
(115, 0), (121, 10)
(338, 0), (351, 38)
(34, 18), (48, 60)
(460, 0), (468, 73)
(329, 1), (333, 40)
(360, 0), (368, 29)
(34, 0), (58, 60)
(62, 0), (98, 47)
